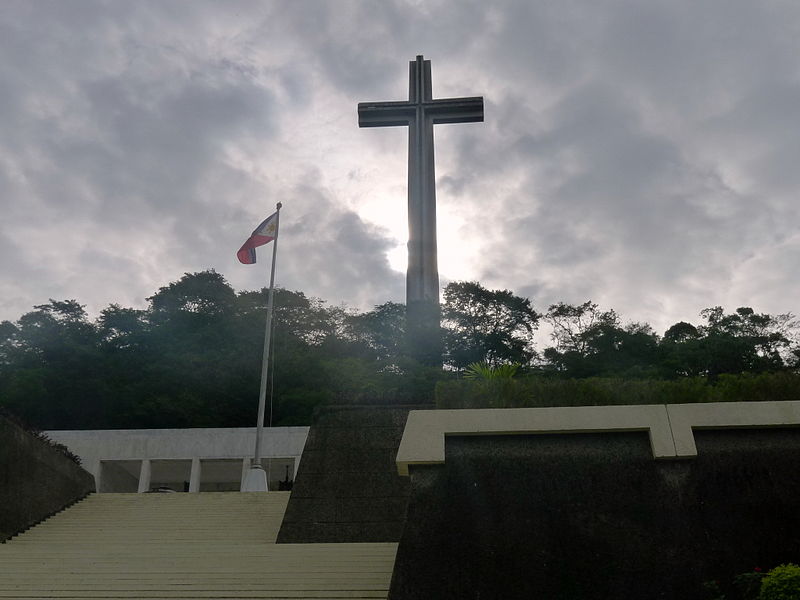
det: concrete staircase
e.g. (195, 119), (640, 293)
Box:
(0, 492), (398, 599)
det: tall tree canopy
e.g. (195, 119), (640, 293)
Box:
(660, 306), (798, 378)
(1, 270), (797, 430)
(543, 302), (661, 378)
(442, 281), (539, 369)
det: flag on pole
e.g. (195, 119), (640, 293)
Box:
(237, 211), (278, 264)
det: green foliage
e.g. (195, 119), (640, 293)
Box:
(704, 579), (727, 600)
(458, 362), (522, 408)
(148, 270), (236, 320)
(542, 302), (800, 379)
(702, 566), (800, 600)
(0, 270), (450, 429)
(443, 281), (538, 369)
(436, 372), (800, 410)
(543, 301), (663, 378)
(759, 564), (800, 600)
(661, 307), (798, 378)
(546, 301), (620, 357)
(1, 271), (799, 429)
(733, 570), (766, 600)
(464, 362), (520, 380)
(342, 301), (406, 361)
(702, 568), (770, 600)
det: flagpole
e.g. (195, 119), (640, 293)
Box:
(243, 201), (281, 492)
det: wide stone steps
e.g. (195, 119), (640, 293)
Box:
(0, 493), (397, 599)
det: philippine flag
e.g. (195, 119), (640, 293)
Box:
(237, 211), (279, 264)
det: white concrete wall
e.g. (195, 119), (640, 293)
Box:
(45, 427), (309, 492)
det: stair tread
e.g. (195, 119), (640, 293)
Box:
(1, 494), (396, 600)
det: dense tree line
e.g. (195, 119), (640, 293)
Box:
(0, 270), (797, 429)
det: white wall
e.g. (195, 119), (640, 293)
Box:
(46, 427), (309, 492)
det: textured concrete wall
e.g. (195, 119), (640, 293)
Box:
(389, 429), (800, 600)
(277, 405), (430, 543)
(0, 417), (95, 541)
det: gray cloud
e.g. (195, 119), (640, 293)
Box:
(1, 0), (799, 339)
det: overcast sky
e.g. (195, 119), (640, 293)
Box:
(2, 0), (799, 336)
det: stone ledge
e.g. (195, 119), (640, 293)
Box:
(396, 401), (800, 475)
(667, 401), (800, 456)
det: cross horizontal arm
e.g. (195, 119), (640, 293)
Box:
(427, 96), (484, 124)
(358, 102), (416, 127)
(358, 96), (484, 128)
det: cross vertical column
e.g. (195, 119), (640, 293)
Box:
(407, 56), (438, 306)
(406, 57), (442, 365)
(359, 55), (483, 366)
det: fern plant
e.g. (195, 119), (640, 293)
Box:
(463, 362), (520, 380)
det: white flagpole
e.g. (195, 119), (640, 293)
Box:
(243, 202), (281, 492)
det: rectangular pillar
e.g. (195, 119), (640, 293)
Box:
(189, 457), (201, 493)
(92, 459), (102, 493)
(137, 459), (151, 493)
(239, 457), (250, 492)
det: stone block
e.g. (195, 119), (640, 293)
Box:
(280, 498), (337, 524)
(280, 520), (406, 544)
(276, 404), (425, 544)
(336, 497), (410, 523)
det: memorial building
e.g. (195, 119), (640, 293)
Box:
(45, 426), (308, 493)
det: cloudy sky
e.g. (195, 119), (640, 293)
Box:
(2, 0), (799, 336)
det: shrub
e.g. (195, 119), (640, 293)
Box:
(733, 569), (765, 600)
(759, 564), (800, 600)
(435, 372), (800, 410)
(703, 579), (726, 600)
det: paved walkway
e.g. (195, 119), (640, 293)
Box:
(0, 493), (397, 599)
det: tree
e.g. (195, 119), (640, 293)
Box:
(542, 302), (661, 377)
(0, 300), (106, 428)
(0, 321), (18, 367)
(98, 305), (148, 349)
(659, 307), (798, 378)
(543, 302), (617, 375)
(342, 301), (406, 362)
(442, 281), (539, 370)
(700, 306), (796, 364)
(4, 270), (797, 431)
(663, 321), (700, 343)
(544, 301), (658, 377)
(148, 270), (236, 323)
(545, 302), (619, 357)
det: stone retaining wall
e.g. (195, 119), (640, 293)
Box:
(0, 417), (95, 541)
(389, 411), (800, 599)
(277, 404), (430, 543)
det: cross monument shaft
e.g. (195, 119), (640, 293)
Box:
(358, 55), (483, 365)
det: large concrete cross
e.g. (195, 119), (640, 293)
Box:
(358, 55), (483, 365)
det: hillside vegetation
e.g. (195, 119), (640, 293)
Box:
(1, 271), (798, 428)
